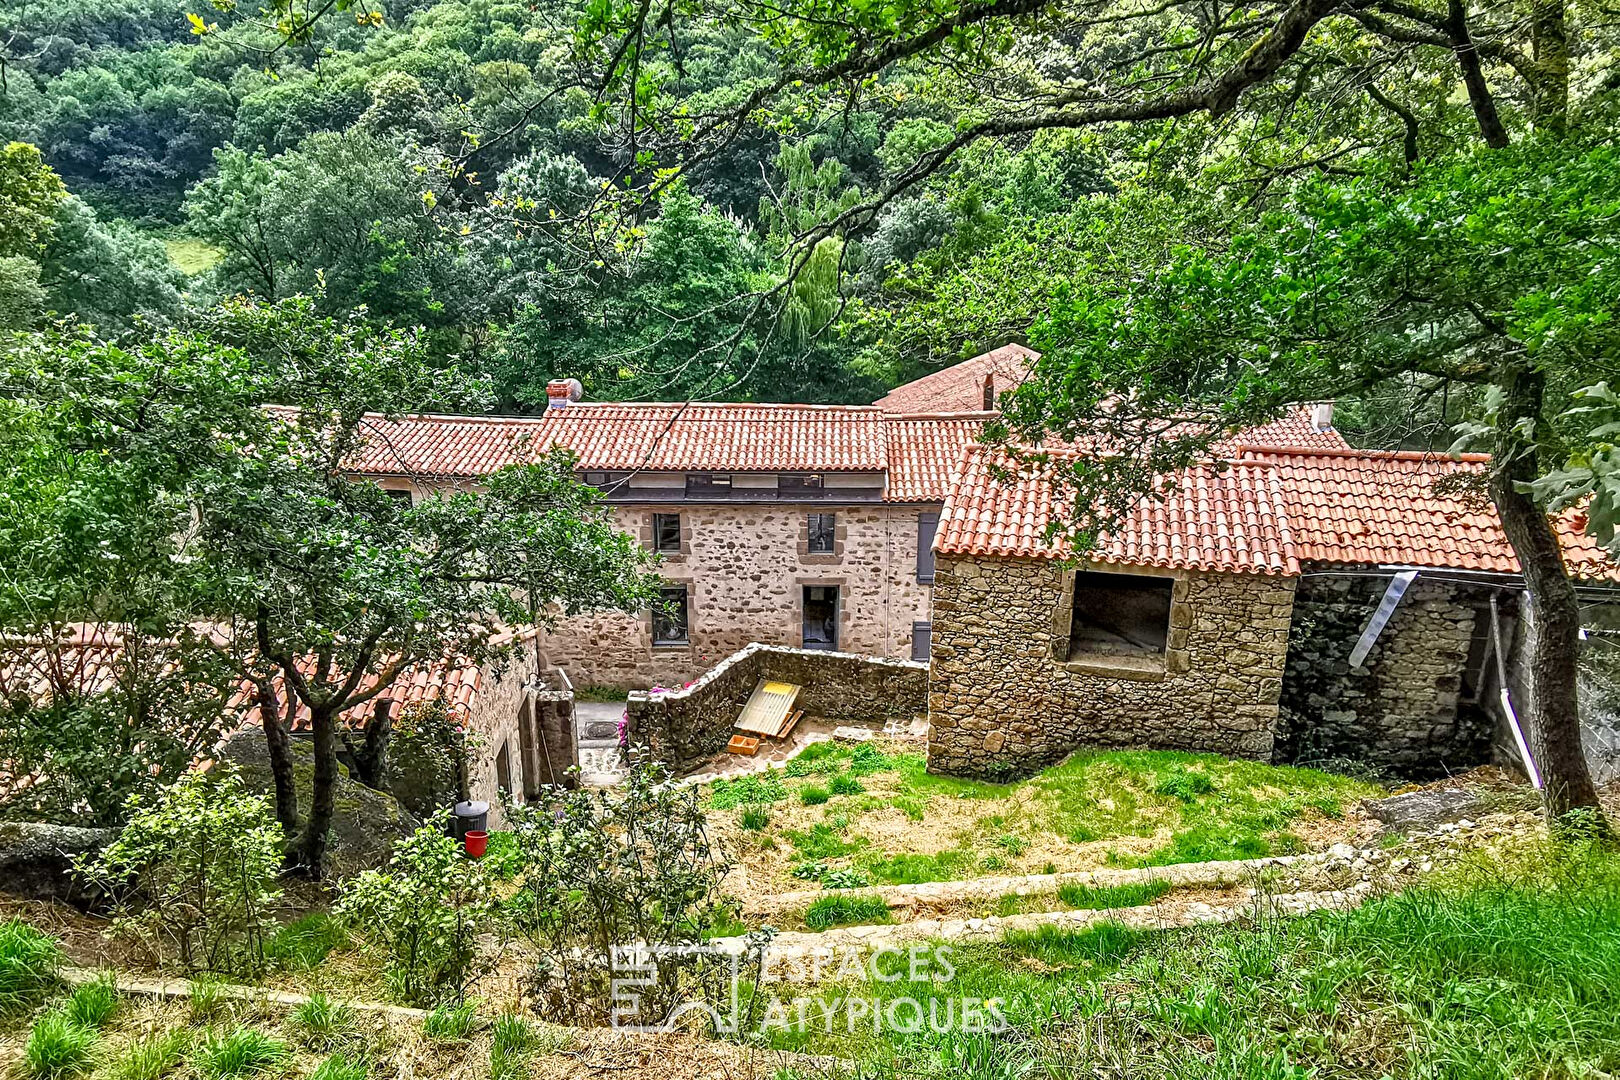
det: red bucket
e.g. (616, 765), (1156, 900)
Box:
(464, 830), (488, 858)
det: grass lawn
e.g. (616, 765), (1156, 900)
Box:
(758, 832), (1620, 1079)
(706, 740), (1383, 899)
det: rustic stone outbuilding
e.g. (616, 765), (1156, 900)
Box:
(927, 443), (1620, 779)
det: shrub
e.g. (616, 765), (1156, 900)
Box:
(77, 770), (283, 974)
(804, 893), (892, 931)
(289, 992), (350, 1049)
(1058, 879), (1172, 910)
(422, 1001), (476, 1040)
(827, 774), (863, 797)
(0, 919), (63, 1014)
(23, 1012), (98, 1080)
(195, 1028), (288, 1080)
(739, 806), (770, 830)
(308, 1054), (367, 1080)
(799, 785), (830, 806)
(387, 700), (465, 820)
(334, 812), (496, 1006)
(263, 913), (348, 971)
(106, 1031), (187, 1080)
(62, 975), (118, 1028)
(1154, 768), (1216, 802)
(505, 757), (752, 1026)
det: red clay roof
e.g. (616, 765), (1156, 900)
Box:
(884, 413), (995, 502)
(935, 442), (1620, 581)
(345, 403), (890, 477)
(875, 344), (1039, 413)
(1239, 447), (1618, 579)
(935, 446), (1300, 576)
(227, 653), (485, 733)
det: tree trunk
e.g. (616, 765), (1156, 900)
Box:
(1489, 364), (1612, 836)
(255, 682), (300, 838)
(352, 697), (393, 791)
(1445, 0), (1510, 148)
(296, 708), (339, 877)
(1528, 0), (1569, 133)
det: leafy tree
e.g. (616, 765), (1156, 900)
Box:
(37, 197), (186, 329)
(0, 142), (65, 257)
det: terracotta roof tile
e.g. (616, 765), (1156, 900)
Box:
(884, 413), (993, 502)
(1241, 446), (1619, 580)
(935, 446), (1300, 576)
(875, 344), (1038, 413)
(341, 403), (890, 477)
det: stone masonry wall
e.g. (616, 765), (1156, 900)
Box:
(536, 504), (936, 689)
(927, 555), (1297, 778)
(626, 642), (928, 773)
(1276, 575), (1491, 777)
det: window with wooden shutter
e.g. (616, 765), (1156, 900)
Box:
(916, 512), (938, 582)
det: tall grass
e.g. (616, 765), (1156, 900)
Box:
(0, 919), (63, 1014)
(22, 1012), (98, 1080)
(105, 1031), (188, 1080)
(195, 1028), (288, 1080)
(803, 893), (892, 930)
(288, 992), (350, 1049)
(62, 975), (119, 1028)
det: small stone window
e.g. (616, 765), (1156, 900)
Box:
(652, 585), (689, 646)
(652, 513), (682, 554)
(807, 513), (837, 554)
(1069, 570), (1173, 659)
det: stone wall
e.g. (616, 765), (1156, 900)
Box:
(625, 642), (928, 773)
(534, 504), (936, 689)
(927, 555), (1297, 777)
(1275, 575), (1492, 777)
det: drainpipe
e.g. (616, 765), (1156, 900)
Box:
(1490, 593), (1543, 789)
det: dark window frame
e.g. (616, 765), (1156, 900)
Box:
(685, 473), (733, 495)
(780, 473), (825, 490)
(652, 513), (682, 554)
(807, 512), (837, 554)
(801, 584), (839, 650)
(652, 584), (690, 646)
(383, 487), (413, 506)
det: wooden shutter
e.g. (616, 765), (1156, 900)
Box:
(911, 622), (932, 661)
(916, 512), (939, 582)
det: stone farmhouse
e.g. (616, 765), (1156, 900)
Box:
(339, 346), (1345, 690)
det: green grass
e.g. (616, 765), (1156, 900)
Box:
(422, 1001), (476, 1040)
(766, 836), (1620, 1079)
(861, 848), (973, 885)
(828, 773), (864, 796)
(799, 784), (830, 805)
(161, 235), (224, 276)
(0, 918), (63, 1015)
(803, 893), (893, 931)
(739, 806), (770, 830)
(570, 684), (628, 703)
(23, 1012), (98, 1080)
(62, 976), (118, 1028)
(785, 823), (863, 860)
(188, 977), (228, 1024)
(288, 992), (350, 1049)
(195, 1029), (288, 1080)
(1057, 878), (1173, 910)
(707, 770), (787, 809)
(265, 913), (349, 971)
(105, 1031), (188, 1080)
(307, 1053), (367, 1080)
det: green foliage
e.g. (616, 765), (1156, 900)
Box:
(1001, 921), (1146, 966)
(187, 977), (228, 1024)
(827, 773), (864, 797)
(195, 1029), (288, 1080)
(263, 914), (348, 971)
(0, 142), (67, 257)
(307, 1054), (367, 1080)
(0, 919), (63, 1015)
(386, 700), (465, 821)
(61, 975), (118, 1028)
(503, 757), (747, 1025)
(334, 812), (497, 1006)
(22, 1012), (98, 1080)
(1057, 879), (1172, 910)
(799, 785), (830, 806)
(820, 868), (872, 890)
(489, 1014), (539, 1080)
(739, 806), (770, 831)
(1153, 768), (1216, 802)
(105, 1031), (187, 1080)
(77, 770), (283, 975)
(785, 823), (861, 860)
(288, 993), (351, 1050)
(421, 1002), (475, 1040)
(706, 769), (786, 809)
(862, 849), (972, 885)
(803, 893), (892, 931)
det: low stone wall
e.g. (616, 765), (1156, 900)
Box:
(625, 643), (928, 773)
(1276, 575), (1492, 776)
(927, 555), (1297, 778)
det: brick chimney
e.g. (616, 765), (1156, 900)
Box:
(546, 378), (583, 410)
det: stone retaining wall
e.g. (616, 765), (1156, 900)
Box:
(1276, 575), (1493, 776)
(625, 643), (928, 773)
(927, 555), (1296, 777)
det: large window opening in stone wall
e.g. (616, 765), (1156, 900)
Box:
(653, 585), (689, 645)
(652, 513), (682, 553)
(1069, 571), (1173, 659)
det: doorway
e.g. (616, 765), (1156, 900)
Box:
(802, 585), (839, 650)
